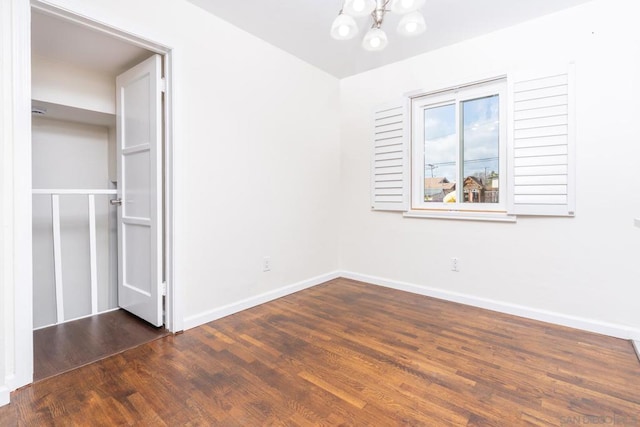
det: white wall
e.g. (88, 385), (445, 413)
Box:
(32, 0), (342, 328)
(339, 0), (640, 338)
(32, 117), (115, 328)
(31, 55), (115, 114)
(2, 0), (341, 397)
(7, 0), (636, 407)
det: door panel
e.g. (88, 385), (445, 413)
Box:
(124, 224), (152, 295)
(123, 75), (152, 148)
(123, 150), (151, 218)
(116, 54), (163, 327)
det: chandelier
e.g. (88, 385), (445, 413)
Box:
(330, 0), (426, 51)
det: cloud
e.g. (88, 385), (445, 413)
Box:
(421, 94), (501, 180)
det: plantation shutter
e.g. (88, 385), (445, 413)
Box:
(507, 65), (576, 216)
(371, 99), (410, 211)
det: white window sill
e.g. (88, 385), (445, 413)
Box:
(403, 210), (517, 223)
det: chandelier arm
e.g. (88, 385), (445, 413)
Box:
(370, 0), (390, 29)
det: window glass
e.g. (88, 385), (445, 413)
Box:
(423, 104), (456, 203)
(461, 95), (500, 204)
(412, 79), (506, 212)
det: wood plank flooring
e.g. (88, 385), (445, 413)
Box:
(33, 309), (170, 382)
(2, 278), (639, 426)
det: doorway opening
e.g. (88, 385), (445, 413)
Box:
(30, 4), (176, 381)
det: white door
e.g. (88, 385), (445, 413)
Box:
(115, 54), (163, 327)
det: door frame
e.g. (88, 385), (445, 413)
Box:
(6, 0), (182, 393)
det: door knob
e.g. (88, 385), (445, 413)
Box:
(110, 198), (122, 206)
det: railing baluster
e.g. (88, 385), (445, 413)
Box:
(88, 194), (98, 315)
(34, 189), (118, 327)
(51, 194), (64, 324)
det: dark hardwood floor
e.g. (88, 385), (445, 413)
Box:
(3, 278), (639, 426)
(33, 309), (170, 382)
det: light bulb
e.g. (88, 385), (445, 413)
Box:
(397, 11), (426, 36)
(330, 13), (359, 40)
(405, 22), (418, 33)
(344, 0), (375, 17)
(352, 0), (365, 12)
(362, 27), (388, 51)
(390, 0), (425, 14)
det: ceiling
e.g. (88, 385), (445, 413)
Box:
(31, 1), (594, 80)
(187, 0), (593, 78)
(31, 10), (152, 77)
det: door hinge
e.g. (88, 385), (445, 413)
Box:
(160, 77), (167, 93)
(161, 281), (167, 296)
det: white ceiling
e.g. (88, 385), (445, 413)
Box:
(31, 10), (152, 77)
(187, 0), (593, 78)
(31, 1), (594, 80)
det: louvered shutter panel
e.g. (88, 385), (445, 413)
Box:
(507, 65), (576, 216)
(371, 100), (409, 211)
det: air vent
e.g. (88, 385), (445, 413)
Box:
(31, 106), (47, 115)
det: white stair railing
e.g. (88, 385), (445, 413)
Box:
(32, 189), (117, 325)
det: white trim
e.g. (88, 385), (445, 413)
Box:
(0, 373), (12, 406)
(633, 341), (640, 363)
(404, 74), (508, 100)
(183, 272), (341, 330)
(340, 271), (640, 341)
(9, 0), (34, 391)
(404, 210), (516, 223)
(31, 2), (169, 53)
(0, 385), (8, 407)
(88, 195), (98, 315)
(32, 189), (117, 195)
(162, 50), (181, 333)
(51, 195), (64, 324)
(1, 373), (15, 408)
(3, 374), (15, 392)
(32, 307), (120, 331)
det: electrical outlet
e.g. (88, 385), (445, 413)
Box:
(263, 256), (271, 272)
(451, 257), (459, 272)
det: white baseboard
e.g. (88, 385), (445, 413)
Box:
(4, 374), (15, 392)
(341, 271), (640, 341)
(182, 270), (640, 343)
(633, 341), (640, 362)
(33, 307), (120, 331)
(0, 385), (9, 407)
(183, 271), (341, 330)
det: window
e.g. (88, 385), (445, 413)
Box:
(411, 80), (507, 212)
(371, 66), (575, 219)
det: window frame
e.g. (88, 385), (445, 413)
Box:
(410, 79), (507, 214)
